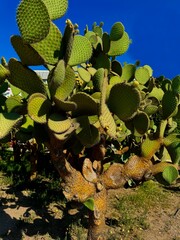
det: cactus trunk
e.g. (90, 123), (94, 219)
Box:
(87, 188), (108, 240)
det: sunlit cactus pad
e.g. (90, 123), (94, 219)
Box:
(16, 0), (50, 43)
(108, 83), (141, 121)
(0, 113), (23, 139)
(43, 0), (68, 20)
(28, 93), (51, 124)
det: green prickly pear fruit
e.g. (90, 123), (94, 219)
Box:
(16, 0), (50, 43)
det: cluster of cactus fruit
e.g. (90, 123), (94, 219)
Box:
(0, 0), (180, 239)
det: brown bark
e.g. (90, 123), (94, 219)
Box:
(87, 188), (108, 240)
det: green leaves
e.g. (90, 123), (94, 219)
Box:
(83, 198), (94, 211)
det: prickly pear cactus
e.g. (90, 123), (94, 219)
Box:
(0, 0), (179, 239)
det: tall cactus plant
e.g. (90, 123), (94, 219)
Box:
(0, 0), (179, 239)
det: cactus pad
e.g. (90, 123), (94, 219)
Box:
(133, 111), (150, 135)
(121, 64), (136, 82)
(32, 22), (62, 65)
(92, 68), (105, 91)
(78, 67), (91, 83)
(135, 66), (151, 85)
(11, 35), (44, 66)
(0, 113), (23, 139)
(68, 35), (93, 66)
(108, 32), (130, 56)
(71, 92), (98, 116)
(110, 22), (124, 41)
(162, 91), (179, 119)
(48, 113), (71, 134)
(0, 64), (10, 83)
(42, 0), (68, 20)
(54, 65), (75, 100)
(171, 75), (180, 94)
(108, 83), (141, 121)
(141, 138), (162, 159)
(76, 116), (100, 147)
(5, 96), (24, 113)
(8, 58), (47, 95)
(28, 93), (51, 124)
(16, 0), (50, 43)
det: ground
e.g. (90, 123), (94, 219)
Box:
(0, 171), (179, 240)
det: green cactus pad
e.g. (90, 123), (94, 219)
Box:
(8, 58), (47, 95)
(75, 116), (100, 147)
(144, 105), (158, 115)
(91, 52), (111, 71)
(54, 98), (77, 112)
(5, 96), (24, 113)
(108, 32), (130, 57)
(11, 35), (44, 66)
(109, 76), (122, 86)
(108, 83), (141, 121)
(16, 0), (50, 43)
(161, 79), (172, 92)
(48, 59), (66, 96)
(54, 65), (75, 100)
(110, 22), (125, 41)
(92, 68), (105, 91)
(42, 0), (68, 20)
(48, 113), (71, 134)
(111, 60), (122, 76)
(93, 25), (103, 38)
(162, 91), (179, 119)
(20, 115), (34, 133)
(0, 64), (10, 84)
(102, 32), (110, 53)
(165, 141), (180, 164)
(53, 121), (79, 141)
(78, 67), (91, 83)
(68, 35), (93, 66)
(121, 64), (136, 82)
(171, 75), (180, 94)
(99, 104), (117, 138)
(0, 112), (23, 139)
(162, 166), (179, 184)
(135, 66), (151, 85)
(164, 133), (180, 146)
(148, 87), (164, 102)
(71, 92), (98, 116)
(32, 22), (62, 65)
(28, 93), (51, 124)
(141, 138), (162, 159)
(133, 111), (150, 135)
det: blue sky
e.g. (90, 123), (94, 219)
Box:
(1, 0), (180, 79)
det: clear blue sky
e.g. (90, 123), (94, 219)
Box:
(1, 0), (180, 79)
